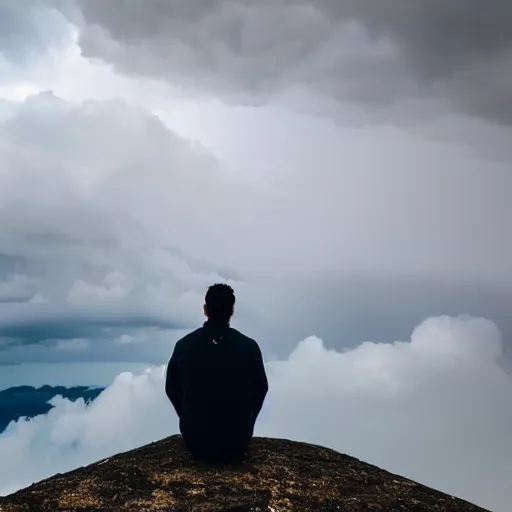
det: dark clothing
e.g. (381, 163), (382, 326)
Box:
(165, 321), (268, 463)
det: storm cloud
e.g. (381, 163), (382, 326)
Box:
(70, 0), (512, 123)
(0, 92), (250, 361)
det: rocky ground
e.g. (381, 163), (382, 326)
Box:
(0, 435), (488, 511)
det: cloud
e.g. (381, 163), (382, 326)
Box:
(1, 89), (512, 365)
(0, 384), (102, 433)
(0, 91), (256, 362)
(0, 362), (152, 389)
(0, 302), (180, 343)
(68, 273), (131, 303)
(0, 1), (65, 60)
(0, 274), (40, 303)
(0, 91), (258, 277)
(69, 0), (512, 124)
(0, 0), (75, 89)
(0, 315), (510, 511)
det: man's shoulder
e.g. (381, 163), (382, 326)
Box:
(174, 327), (204, 349)
(228, 327), (260, 350)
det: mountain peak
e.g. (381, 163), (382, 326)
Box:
(0, 435), (487, 511)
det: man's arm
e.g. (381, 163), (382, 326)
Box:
(251, 342), (269, 423)
(165, 342), (184, 418)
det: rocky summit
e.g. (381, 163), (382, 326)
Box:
(0, 435), (488, 511)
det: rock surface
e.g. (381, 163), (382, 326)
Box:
(0, 435), (488, 511)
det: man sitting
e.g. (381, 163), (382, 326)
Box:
(165, 283), (269, 463)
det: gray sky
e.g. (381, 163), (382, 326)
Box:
(0, 0), (510, 372)
(73, 0), (512, 123)
(0, 2), (512, 509)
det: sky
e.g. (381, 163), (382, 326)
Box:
(0, 1), (511, 510)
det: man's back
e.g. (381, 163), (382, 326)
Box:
(165, 320), (268, 462)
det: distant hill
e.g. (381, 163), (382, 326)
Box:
(0, 385), (104, 433)
(0, 435), (488, 511)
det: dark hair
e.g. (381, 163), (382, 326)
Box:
(205, 283), (235, 324)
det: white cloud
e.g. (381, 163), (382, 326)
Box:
(68, 273), (130, 304)
(0, 315), (510, 511)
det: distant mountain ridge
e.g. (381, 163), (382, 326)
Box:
(0, 435), (489, 511)
(0, 385), (104, 433)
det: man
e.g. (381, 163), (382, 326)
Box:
(165, 283), (268, 463)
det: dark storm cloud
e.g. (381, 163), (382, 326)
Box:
(70, 0), (512, 123)
(0, 303), (188, 346)
(0, 325), (184, 366)
(327, 0), (512, 123)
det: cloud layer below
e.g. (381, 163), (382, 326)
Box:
(1, 315), (511, 511)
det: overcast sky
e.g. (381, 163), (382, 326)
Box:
(0, 1), (511, 510)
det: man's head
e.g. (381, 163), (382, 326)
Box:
(204, 283), (235, 325)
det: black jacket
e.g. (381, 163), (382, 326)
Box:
(165, 321), (268, 440)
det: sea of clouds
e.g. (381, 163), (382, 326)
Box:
(1, 314), (511, 512)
